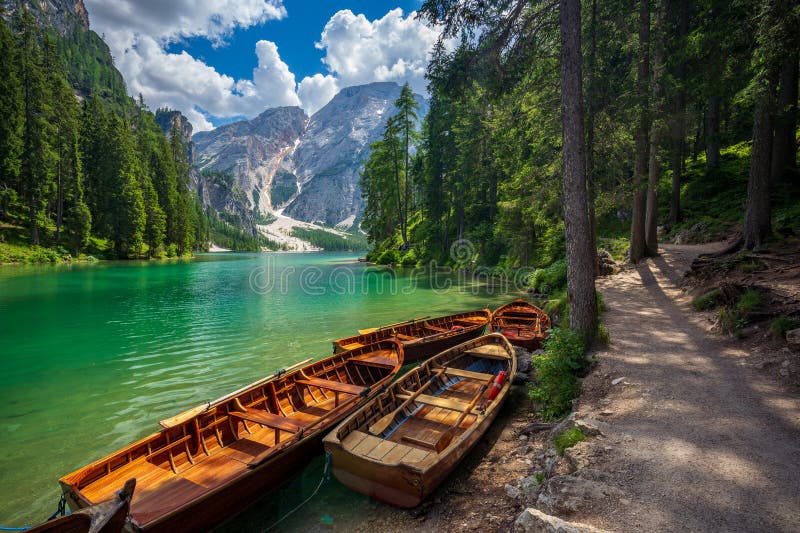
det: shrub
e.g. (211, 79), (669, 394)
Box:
(553, 427), (586, 455)
(531, 259), (567, 294)
(529, 328), (586, 421)
(544, 289), (568, 325)
(596, 323), (611, 346)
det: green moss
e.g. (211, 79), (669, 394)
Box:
(596, 323), (611, 346)
(692, 288), (723, 311)
(553, 427), (586, 455)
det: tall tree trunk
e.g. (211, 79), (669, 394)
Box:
(771, 51), (799, 182)
(56, 131), (62, 241)
(586, 0), (599, 276)
(668, 0), (688, 226)
(705, 95), (721, 170)
(630, 0), (650, 263)
(29, 192), (39, 245)
(743, 72), (778, 250)
(403, 108), (410, 246)
(560, 0), (597, 343)
(645, 4), (666, 255)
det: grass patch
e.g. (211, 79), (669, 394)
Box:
(529, 328), (586, 421)
(692, 288), (723, 311)
(553, 427), (586, 455)
(596, 323), (611, 346)
(736, 288), (763, 313)
(770, 316), (800, 339)
(597, 237), (628, 262)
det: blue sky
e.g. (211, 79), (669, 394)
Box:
(84, 0), (437, 131)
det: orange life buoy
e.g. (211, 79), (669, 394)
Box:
(487, 370), (507, 401)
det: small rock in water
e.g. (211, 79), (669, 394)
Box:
(611, 377), (626, 385)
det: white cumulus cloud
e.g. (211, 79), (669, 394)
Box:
(84, 2), (439, 130)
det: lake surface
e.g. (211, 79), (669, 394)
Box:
(0, 252), (522, 528)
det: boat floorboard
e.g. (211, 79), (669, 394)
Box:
(79, 397), (342, 526)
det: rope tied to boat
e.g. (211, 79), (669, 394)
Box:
(0, 492), (69, 531)
(47, 493), (67, 521)
(262, 453), (332, 532)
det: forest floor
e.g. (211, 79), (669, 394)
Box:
(314, 241), (800, 532)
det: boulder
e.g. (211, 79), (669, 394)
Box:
(574, 417), (609, 437)
(786, 328), (800, 344)
(514, 508), (611, 533)
(537, 475), (624, 515)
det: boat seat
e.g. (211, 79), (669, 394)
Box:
(397, 393), (470, 412)
(352, 351), (397, 368)
(296, 378), (365, 395)
(339, 342), (365, 350)
(394, 333), (417, 341)
(440, 367), (494, 382)
(228, 410), (307, 432)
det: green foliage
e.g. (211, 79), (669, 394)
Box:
(553, 427), (586, 455)
(531, 259), (568, 294)
(770, 317), (800, 339)
(692, 288), (723, 311)
(736, 289), (763, 313)
(529, 328), (586, 421)
(206, 211), (282, 252)
(718, 307), (748, 337)
(544, 289), (568, 325)
(596, 323), (611, 346)
(290, 227), (368, 251)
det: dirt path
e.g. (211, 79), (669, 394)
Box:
(573, 243), (800, 531)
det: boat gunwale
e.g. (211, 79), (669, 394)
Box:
(59, 339), (404, 530)
(332, 309), (491, 350)
(325, 333), (516, 476)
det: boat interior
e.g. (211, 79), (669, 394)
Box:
(335, 340), (512, 465)
(336, 311), (490, 351)
(61, 343), (400, 528)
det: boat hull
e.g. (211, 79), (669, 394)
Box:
(490, 299), (550, 350)
(326, 387), (507, 508)
(59, 341), (403, 532)
(401, 324), (486, 363)
(324, 334), (515, 509)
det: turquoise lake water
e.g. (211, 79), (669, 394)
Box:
(0, 252), (523, 528)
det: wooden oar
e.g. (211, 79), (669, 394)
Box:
(368, 368), (445, 435)
(433, 380), (490, 452)
(159, 358), (313, 428)
(358, 316), (430, 335)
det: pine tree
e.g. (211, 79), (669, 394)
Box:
(108, 114), (145, 257)
(14, 8), (55, 245)
(0, 14), (23, 216)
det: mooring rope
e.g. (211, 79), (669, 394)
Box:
(262, 453), (332, 532)
(0, 491), (68, 531)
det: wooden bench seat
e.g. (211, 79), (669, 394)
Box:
(296, 377), (366, 395)
(397, 393), (470, 412)
(352, 350), (397, 368)
(339, 342), (365, 350)
(228, 410), (307, 432)
(441, 367), (494, 382)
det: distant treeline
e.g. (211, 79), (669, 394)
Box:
(290, 227), (368, 251)
(0, 9), (206, 258)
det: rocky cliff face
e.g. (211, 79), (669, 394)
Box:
(193, 82), (427, 229)
(193, 107), (308, 214)
(1, 0), (89, 35)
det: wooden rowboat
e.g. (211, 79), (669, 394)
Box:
(29, 479), (135, 533)
(333, 309), (491, 364)
(491, 299), (551, 350)
(59, 341), (403, 532)
(324, 334), (516, 508)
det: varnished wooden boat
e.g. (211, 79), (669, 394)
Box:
(333, 309), (491, 363)
(324, 334), (516, 508)
(59, 341), (403, 532)
(29, 479), (135, 533)
(491, 299), (551, 350)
